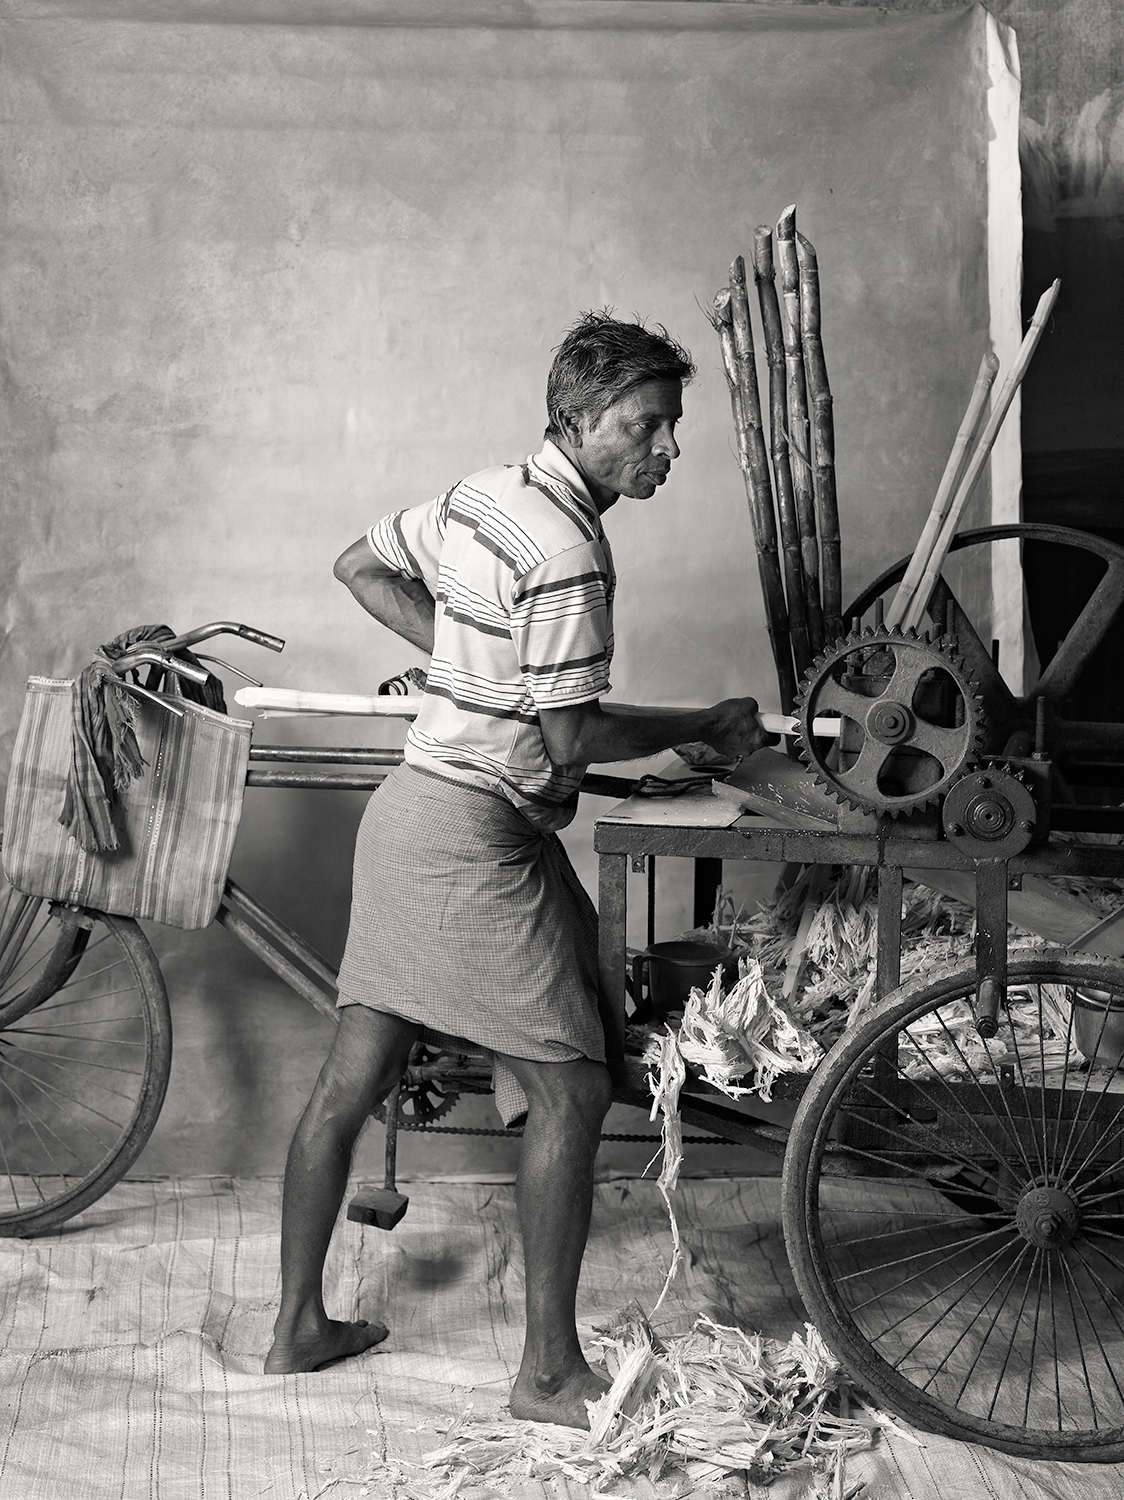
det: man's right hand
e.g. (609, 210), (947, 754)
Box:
(700, 697), (771, 762)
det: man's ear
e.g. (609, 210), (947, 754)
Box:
(556, 407), (584, 447)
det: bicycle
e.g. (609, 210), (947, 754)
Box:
(0, 621), (644, 1239)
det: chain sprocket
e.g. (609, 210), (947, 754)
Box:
(795, 625), (986, 817)
(373, 1042), (463, 1125)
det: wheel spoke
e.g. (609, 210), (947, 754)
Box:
(1048, 991), (1079, 1167)
(0, 896), (43, 991)
(985, 1247), (1041, 1421)
(1058, 1249), (1110, 1425)
(876, 1236), (1022, 1364)
(4, 1041), (146, 1100)
(835, 1063), (1027, 1192)
(0, 1070), (84, 1180)
(1067, 1242), (1124, 1407)
(938, 1241), (1033, 1401)
(843, 1222), (1016, 1298)
(924, 1009), (1037, 1180)
(0, 1053), (124, 1145)
(1003, 987), (1049, 1182)
(1022, 1250), (1048, 1429)
(0, 911), (59, 999)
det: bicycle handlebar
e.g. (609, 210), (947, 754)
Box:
(111, 649), (212, 685)
(160, 622), (286, 653)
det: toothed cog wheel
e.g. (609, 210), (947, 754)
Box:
(373, 1043), (462, 1125)
(795, 626), (986, 817)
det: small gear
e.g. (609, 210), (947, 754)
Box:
(373, 1042), (462, 1126)
(794, 625), (986, 818)
(942, 764), (1039, 860)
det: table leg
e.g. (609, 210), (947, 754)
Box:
(876, 864), (903, 1002)
(598, 852), (628, 1084)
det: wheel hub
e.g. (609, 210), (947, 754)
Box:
(867, 699), (913, 744)
(1016, 1185), (1080, 1248)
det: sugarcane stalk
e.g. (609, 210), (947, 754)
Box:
(902, 279), (1061, 632)
(775, 205), (824, 656)
(753, 227), (811, 683)
(886, 349), (1000, 630)
(712, 287), (798, 712)
(796, 231), (842, 645)
(729, 255), (812, 684)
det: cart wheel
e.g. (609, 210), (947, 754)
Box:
(782, 951), (1124, 1460)
(0, 868), (172, 1237)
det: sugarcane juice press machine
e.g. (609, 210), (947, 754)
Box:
(594, 522), (1124, 1137)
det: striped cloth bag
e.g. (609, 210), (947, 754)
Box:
(2, 676), (251, 929)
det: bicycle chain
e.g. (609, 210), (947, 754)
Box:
(389, 1121), (738, 1144)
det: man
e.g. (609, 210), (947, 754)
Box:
(264, 312), (767, 1427)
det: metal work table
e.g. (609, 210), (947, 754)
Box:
(593, 800), (1124, 1074)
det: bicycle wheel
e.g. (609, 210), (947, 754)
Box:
(782, 951), (1124, 1460)
(0, 868), (172, 1237)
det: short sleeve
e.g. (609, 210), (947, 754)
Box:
(366, 490), (449, 592)
(509, 541), (612, 709)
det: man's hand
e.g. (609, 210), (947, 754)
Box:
(697, 697), (770, 762)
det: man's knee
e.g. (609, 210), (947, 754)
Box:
(306, 1007), (420, 1125)
(515, 1056), (613, 1126)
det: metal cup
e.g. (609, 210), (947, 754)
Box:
(1073, 987), (1124, 1070)
(630, 940), (739, 1022)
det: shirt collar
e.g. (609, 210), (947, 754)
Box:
(532, 439), (601, 521)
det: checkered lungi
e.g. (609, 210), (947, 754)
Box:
(336, 762), (606, 1125)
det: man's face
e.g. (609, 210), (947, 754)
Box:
(569, 379), (683, 508)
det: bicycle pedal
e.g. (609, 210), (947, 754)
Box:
(347, 1187), (409, 1230)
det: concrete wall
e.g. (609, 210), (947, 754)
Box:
(842, 0), (1124, 454)
(0, 1), (1007, 1177)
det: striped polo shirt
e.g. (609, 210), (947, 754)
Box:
(366, 440), (615, 830)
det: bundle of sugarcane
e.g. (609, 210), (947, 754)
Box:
(710, 206), (842, 710)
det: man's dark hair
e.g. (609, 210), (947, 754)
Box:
(545, 310), (696, 440)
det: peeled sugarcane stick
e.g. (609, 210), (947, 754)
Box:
(753, 227), (811, 684)
(796, 231), (843, 645)
(729, 255), (812, 686)
(885, 349), (1000, 630)
(775, 205), (824, 657)
(902, 278), (1061, 632)
(712, 286), (798, 713)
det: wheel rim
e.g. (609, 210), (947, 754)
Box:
(784, 954), (1124, 1455)
(0, 880), (169, 1233)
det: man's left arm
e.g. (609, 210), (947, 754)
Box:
(334, 536), (436, 655)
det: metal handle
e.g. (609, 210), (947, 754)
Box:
(110, 648), (211, 685)
(629, 953), (653, 1024)
(161, 622), (286, 653)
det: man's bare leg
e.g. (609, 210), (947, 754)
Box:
(264, 1006), (421, 1374)
(501, 1054), (613, 1428)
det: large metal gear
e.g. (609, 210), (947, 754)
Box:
(795, 625), (986, 817)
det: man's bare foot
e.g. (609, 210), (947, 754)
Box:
(509, 1364), (612, 1429)
(264, 1317), (389, 1373)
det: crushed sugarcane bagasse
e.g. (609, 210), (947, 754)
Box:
(417, 1308), (886, 1498)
